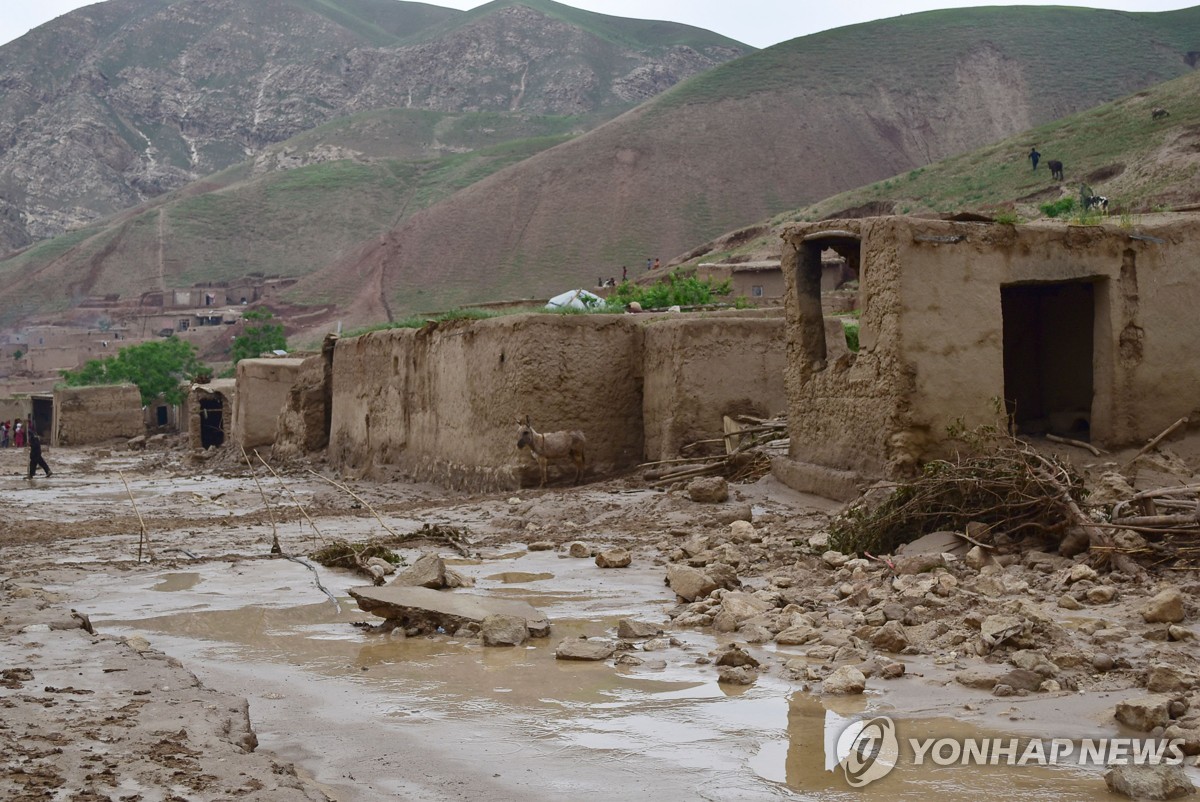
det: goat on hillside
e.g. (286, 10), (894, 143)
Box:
(1047, 160), (1064, 181)
(516, 416), (586, 487)
(1152, 107), (1170, 120)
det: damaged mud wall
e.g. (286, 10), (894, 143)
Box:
(779, 215), (1200, 493)
(272, 336), (336, 460)
(232, 357), (307, 451)
(642, 310), (787, 461)
(329, 315), (644, 491)
(187, 380), (235, 450)
(53, 384), (143, 446)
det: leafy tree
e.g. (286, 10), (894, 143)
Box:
(229, 308), (287, 366)
(60, 337), (206, 405)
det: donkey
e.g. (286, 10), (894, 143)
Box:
(1047, 160), (1064, 181)
(516, 416), (586, 487)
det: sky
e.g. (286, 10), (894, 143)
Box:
(1, 0), (1196, 49)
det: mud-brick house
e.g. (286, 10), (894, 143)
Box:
(774, 215), (1200, 500)
(52, 384), (144, 445)
(184, 379), (236, 450)
(232, 357), (308, 450)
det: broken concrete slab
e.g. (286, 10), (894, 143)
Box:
(349, 586), (550, 637)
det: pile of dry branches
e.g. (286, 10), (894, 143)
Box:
(642, 415), (788, 487)
(1107, 485), (1200, 568)
(829, 431), (1096, 558)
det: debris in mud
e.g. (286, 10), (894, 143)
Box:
(309, 540), (404, 585)
(828, 429), (1092, 558)
(390, 553), (473, 589)
(348, 585), (550, 638)
(555, 637), (615, 661)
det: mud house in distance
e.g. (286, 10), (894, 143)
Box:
(772, 214), (1200, 500)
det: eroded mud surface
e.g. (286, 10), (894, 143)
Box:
(2, 442), (1198, 800)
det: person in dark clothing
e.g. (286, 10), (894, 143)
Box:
(27, 431), (51, 479)
(1029, 147), (1040, 170)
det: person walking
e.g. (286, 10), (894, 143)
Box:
(1, 421), (8, 448)
(13, 421), (23, 448)
(1029, 147), (1040, 170)
(27, 431), (51, 479)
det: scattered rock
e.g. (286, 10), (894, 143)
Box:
(715, 645), (760, 669)
(480, 615), (529, 647)
(390, 553), (470, 589)
(1068, 564), (1099, 584)
(666, 565), (718, 602)
(822, 551), (850, 568)
(686, 476), (728, 503)
(1115, 695), (1174, 732)
(823, 666), (867, 695)
(366, 557), (396, 576)
(881, 662), (906, 679)
(891, 553), (946, 575)
(728, 520), (757, 542)
(718, 666), (757, 686)
(1058, 594), (1084, 611)
(1104, 763), (1195, 800)
(1142, 588), (1186, 624)
(1168, 625), (1193, 642)
(997, 668), (1043, 693)
(955, 667), (1002, 690)
(568, 541), (593, 558)
(595, 548), (632, 568)
(617, 619), (662, 640)
(980, 614), (1025, 649)
(527, 541), (555, 551)
(555, 638), (616, 661)
(1093, 653), (1116, 672)
(715, 504), (753, 525)
(870, 621), (910, 653)
(1087, 586), (1117, 604)
(1147, 664), (1194, 694)
(127, 435), (147, 451)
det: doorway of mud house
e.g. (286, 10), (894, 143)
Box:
(1002, 281), (1095, 439)
(199, 397), (225, 448)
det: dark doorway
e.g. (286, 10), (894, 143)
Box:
(31, 396), (53, 439)
(199, 397), (225, 448)
(156, 405), (169, 426)
(1002, 281), (1095, 438)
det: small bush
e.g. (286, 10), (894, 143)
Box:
(1039, 198), (1076, 218)
(606, 273), (732, 310)
(842, 320), (860, 352)
(993, 209), (1021, 225)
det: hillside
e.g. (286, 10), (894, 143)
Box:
(0, 0), (746, 253)
(671, 67), (1200, 269)
(286, 5), (1200, 322)
(4, 4), (1200, 333)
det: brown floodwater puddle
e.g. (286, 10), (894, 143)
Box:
(54, 553), (1137, 801)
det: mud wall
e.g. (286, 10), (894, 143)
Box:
(642, 311), (787, 460)
(53, 384), (143, 446)
(330, 315), (644, 490)
(0, 397), (31, 425)
(232, 358), (307, 450)
(780, 215), (1200, 485)
(272, 336), (336, 460)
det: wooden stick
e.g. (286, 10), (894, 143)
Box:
(118, 471), (153, 563)
(305, 469), (403, 540)
(1111, 513), (1199, 527)
(1046, 434), (1103, 457)
(254, 450), (325, 548)
(241, 446), (281, 554)
(1125, 417), (1188, 468)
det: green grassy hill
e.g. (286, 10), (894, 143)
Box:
(674, 68), (1200, 268)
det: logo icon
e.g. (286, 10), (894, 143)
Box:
(835, 715), (899, 787)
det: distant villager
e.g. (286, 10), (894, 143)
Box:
(1151, 107), (1170, 120)
(1029, 147), (1040, 170)
(27, 431), (51, 479)
(13, 421), (23, 448)
(622, 266), (628, 282)
(1047, 160), (1064, 181)
(653, 258), (661, 270)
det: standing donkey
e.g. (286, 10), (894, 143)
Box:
(516, 416), (586, 487)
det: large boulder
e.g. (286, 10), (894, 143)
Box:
(823, 666), (867, 695)
(1142, 588), (1186, 624)
(555, 638), (615, 661)
(666, 565), (718, 602)
(1104, 764), (1195, 800)
(480, 615), (529, 647)
(1115, 695), (1174, 732)
(687, 476), (729, 503)
(389, 553), (472, 589)
(595, 548), (632, 568)
(617, 619), (662, 640)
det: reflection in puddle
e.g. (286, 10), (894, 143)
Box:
(150, 572), (202, 592)
(483, 571), (555, 583)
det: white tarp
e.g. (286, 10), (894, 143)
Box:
(545, 289), (604, 310)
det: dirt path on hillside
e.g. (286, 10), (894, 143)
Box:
(2, 440), (1199, 800)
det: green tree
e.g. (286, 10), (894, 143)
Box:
(60, 337), (206, 405)
(229, 308), (287, 366)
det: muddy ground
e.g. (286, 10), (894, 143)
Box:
(2, 437), (1199, 801)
